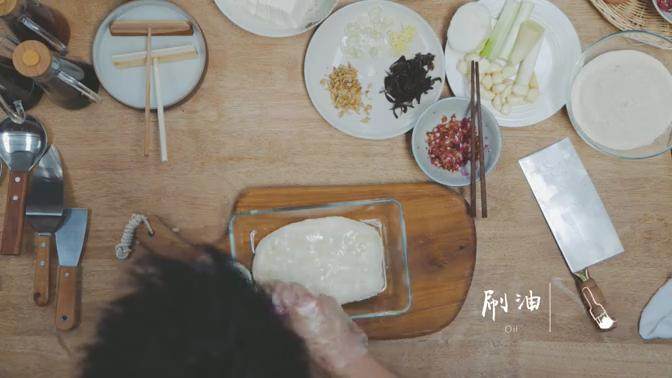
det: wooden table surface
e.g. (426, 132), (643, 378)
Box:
(0, 0), (670, 377)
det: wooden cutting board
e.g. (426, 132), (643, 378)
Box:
(137, 183), (476, 340)
(232, 183), (476, 340)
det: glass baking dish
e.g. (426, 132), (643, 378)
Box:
(228, 198), (412, 320)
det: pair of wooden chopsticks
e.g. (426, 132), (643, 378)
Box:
(468, 60), (488, 218)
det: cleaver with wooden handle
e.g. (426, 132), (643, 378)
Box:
(519, 138), (624, 331)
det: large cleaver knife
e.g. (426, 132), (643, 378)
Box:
(26, 146), (64, 306)
(54, 208), (88, 331)
(519, 139), (624, 331)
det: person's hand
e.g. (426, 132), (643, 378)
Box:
(266, 282), (369, 374)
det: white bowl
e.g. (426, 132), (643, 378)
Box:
(566, 30), (672, 159)
(412, 97), (502, 187)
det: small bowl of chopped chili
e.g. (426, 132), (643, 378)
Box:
(654, 0), (672, 24)
(412, 97), (502, 187)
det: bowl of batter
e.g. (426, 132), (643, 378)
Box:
(567, 30), (672, 159)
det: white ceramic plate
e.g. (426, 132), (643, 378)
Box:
(214, 0), (337, 38)
(444, 0), (581, 127)
(92, 0), (208, 110)
(305, 0), (445, 140)
(412, 97), (502, 187)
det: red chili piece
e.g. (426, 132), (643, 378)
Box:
(426, 114), (472, 172)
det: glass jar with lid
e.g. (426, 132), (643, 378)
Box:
(12, 40), (100, 110)
(0, 0), (69, 55)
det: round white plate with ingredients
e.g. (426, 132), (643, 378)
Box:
(214, 0), (337, 38)
(305, 0), (445, 140)
(92, 0), (208, 110)
(444, 0), (581, 127)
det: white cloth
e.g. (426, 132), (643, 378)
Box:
(639, 279), (672, 340)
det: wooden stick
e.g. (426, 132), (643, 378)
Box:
(109, 20), (193, 36)
(112, 44), (198, 69)
(475, 63), (487, 218)
(153, 58), (168, 162)
(469, 61), (477, 218)
(144, 28), (152, 157)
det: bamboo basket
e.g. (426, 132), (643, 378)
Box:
(589, 0), (672, 43)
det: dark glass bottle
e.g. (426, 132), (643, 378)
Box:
(0, 56), (42, 112)
(13, 40), (100, 110)
(0, 0), (70, 55)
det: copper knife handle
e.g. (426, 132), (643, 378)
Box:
(575, 270), (616, 331)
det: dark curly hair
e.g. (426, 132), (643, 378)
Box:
(80, 249), (310, 378)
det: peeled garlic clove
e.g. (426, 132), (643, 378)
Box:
(508, 95), (525, 106)
(503, 84), (512, 98)
(491, 72), (504, 85)
(513, 84), (529, 97)
(465, 53), (479, 62)
(493, 83), (506, 94)
(457, 60), (468, 75)
(479, 58), (491, 73)
(526, 88), (540, 103)
(490, 62), (503, 73)
(480, 86), (494, 100)
(481, 89), (495, 101)
(502, 65), (516, 78)
(482, 74), (493, 90)
(501, 103), (512, 115)
(492, 95), (503, 110)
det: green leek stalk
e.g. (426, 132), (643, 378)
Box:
(513, 37), (542, 94)
(507, 20), (545, 66)
(480, 0), (520, 59)
(498, 2), (535, 61)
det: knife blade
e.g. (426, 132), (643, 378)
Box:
(26, 145), (64, 306)
(54, 208), (88, 331)
(519, 138), (624, 331)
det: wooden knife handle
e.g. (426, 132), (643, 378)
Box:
(55, 265), (78, 331)
(33, 234), (51, 306)
(0, 171), (29, 255)
(576, 276), (616, 331)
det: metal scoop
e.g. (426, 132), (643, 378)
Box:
(0, 115), (47, 255)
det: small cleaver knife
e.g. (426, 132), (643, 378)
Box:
(520, 138), (624, 331)
(26, 146), (64, 306)
(54, 208), (88, 331)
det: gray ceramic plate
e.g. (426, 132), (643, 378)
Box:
(653, 0), (672, 24)
(412, 97), (502, 187)
(92, 0), (208, 110)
